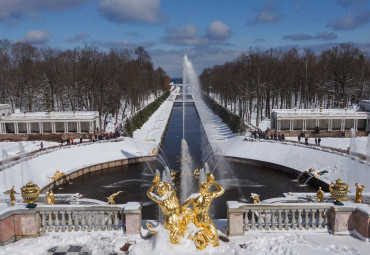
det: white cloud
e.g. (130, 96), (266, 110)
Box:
(99, 0), (166, 24)
(67, 33), (89, 43)
(326, 11), (370, 30)
(206, 21), (232, 41)
(0, 0), (90, 26)
(20, 30), (51, 46)
(247, 3), (283, 25)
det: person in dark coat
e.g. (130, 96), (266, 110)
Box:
(305, 137), (308, 145)
(318, 138), (321, 146)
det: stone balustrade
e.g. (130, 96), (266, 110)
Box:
(227, 202), (331, 236)
(0, 202), (142, 245)
(38, 205), (124, 233)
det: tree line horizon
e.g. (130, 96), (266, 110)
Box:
(200, 43), (370, 127)
(0, 39), (170, 130)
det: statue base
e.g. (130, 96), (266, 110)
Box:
(26, 203), (37, 209)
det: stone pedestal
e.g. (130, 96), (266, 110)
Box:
(228, 212), (244, 236)
(328, 206), (356, 234)
(123, 202), (142, 235)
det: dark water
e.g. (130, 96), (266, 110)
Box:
(54, 103), (315, 219)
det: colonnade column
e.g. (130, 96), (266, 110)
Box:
(302, 119), (306, 131)
(89, 122), (94, 133)
(52, 122), (56, 133)
(39, 122), (43, 134)
(289, 119), (293, 131)
(354, 119), (358, 131)
(367, 119), (370, 132)
(277, 120), (281, 131)
(77, 122), (81, 133)
(328, 119), (332, 131)
(14, 122), (19, 134)
(64, 122), (68, 133)
(315, 119), (319, 128)
(340, 119), (345, 131)
(0, 123), (5, 134)
(26, 123), (31, 134)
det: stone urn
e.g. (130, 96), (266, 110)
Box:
(328, 178), (349, 201)
(20, 181), (40, 204)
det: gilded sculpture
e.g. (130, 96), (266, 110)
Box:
(10, 185), (16, 206)
(50, 170), (66, 182)
(355, 182), (365, 203)
(46, 190), (55, 205)
(20, 180), (40, 205)
(146, 174), (185, 245)
(316, 187), (324, 202)
(147, 172), (225, 249)
(106, 191), (123, 205)
(181, 173), (225, 250)
(251, 193), (261, 204)
(329, 178), (349, 202)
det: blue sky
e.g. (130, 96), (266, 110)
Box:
(1, 0), (370, 77)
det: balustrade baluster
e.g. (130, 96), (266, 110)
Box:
(94, 212), (99, 231)
(100, 211), (106, 231)
(250, 210), (256, 230)
(107, 212), (113, 231)
(291, 210), (296, 230)
(87, 213), (93, 232)
(318, 209), (323, 228)
(68, 212), (73, 232)
(244, 212), (250, 231)
(270, 210), (276, 230)
(257, 210), (262, 230)
(297, 209), (303, 230)
(54, 211), (60, 232)
(264, 210), (269, 230)
(284, 210), (289, 230)
(277, 210), (282, 230)
(114, 212), (119, 230)
(311, 209), (316, 229)
(61, 211), (66, 232)
(41, 212), (46, 232)
(304, 210), (309, 230)
(48, 212), (53, 232)
(74, 212), (80, 231)
(81, 212), (86, 231)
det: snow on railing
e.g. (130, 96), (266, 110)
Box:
(228, 202), (331, 234)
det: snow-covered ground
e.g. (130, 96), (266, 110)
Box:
(0, 141), (59, 159)
(1, 221), (369, 255)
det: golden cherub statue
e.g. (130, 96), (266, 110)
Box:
(147, 174), (184, 245)
(251, 193), (261, 204)
(316, 187), (324, 202)
(355, 182), (365, 203)
(181, 173), (225, 250)
(106, 191), (123, 205)
(46, 190), (55, 205)
(50, 170), (66, 182)
(10, 185), (16, 206)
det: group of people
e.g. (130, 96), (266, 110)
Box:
(298, 134), (322, 146)
(251, 129), (286, 142)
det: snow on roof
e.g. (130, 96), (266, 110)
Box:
(1, 111), (99, 121)
(271, 107), (368, 118)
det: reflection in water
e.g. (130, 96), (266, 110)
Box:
(54, 103), (315, 219)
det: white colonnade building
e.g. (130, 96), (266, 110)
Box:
(271, 100), (370, 132)
(0, 104), (100, 135)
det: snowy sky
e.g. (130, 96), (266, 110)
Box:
(1, 0), (370, 77)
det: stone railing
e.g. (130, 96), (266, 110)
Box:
(227, 202), (331, 236)
(0, 202), (141, 245)
(38, 205), (124, 233)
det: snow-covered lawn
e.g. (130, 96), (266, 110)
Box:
(0, 221), (369, 255)
(0, 141), (59, 158)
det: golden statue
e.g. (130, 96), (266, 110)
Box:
(251, 193), (261, 204)
(193, 169), (200, 179)
(181, 173), (225, 250)
(147, 174), (185, 245)
(306, 167), (320, 178)
(46, 190), (55, 205)
(316, 187), (324, 202)
(106, 191), (123, 205)
(10, 186), (16, 206)
(50, 170), (66, 182)
(355, 182), (365, 203)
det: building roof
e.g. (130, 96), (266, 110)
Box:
(271, 107), (369, 119)
(0, 111), (99, 122)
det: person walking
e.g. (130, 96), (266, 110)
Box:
(298, 135), (301, 143)
(318, 138), (321, 146)
(80, 136), (83, 143)
(315, 138), (318, 146)
(305, 137), (308, 145)
(40, 142), (44, 150)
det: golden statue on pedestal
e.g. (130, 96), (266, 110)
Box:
(181, 173), (225, 250)
(355, 182), (365, 203)
(147, 174), (185, 245)
(106, 191), (123, 205)
(316, 187), (324, 202)
(46, 190), (55, 205)
(329, 178), (349, 201)
(147, 172), (225, 249)
(251, 193), (261, 204)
